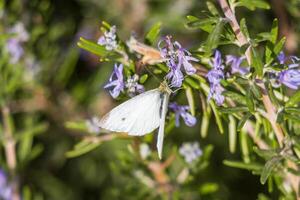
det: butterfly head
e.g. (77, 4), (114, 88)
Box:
(159, 80), (172, 95)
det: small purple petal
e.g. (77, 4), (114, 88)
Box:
(279, 69), (300, 90)
(226, 55), (249, 75)
(169, 102), (196, 127)
(278, 51), (286, 64)
(6, 38), (24, 64)
(104, 64), (125, 98)
(207, 50), (226, 106)
(97, 25), (118, 51)
(0, 169), (12, 200)
(125, 74), (145, 96)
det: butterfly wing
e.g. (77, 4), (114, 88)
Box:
(99, 89), (163, 136)
(156, 92), (170, 159)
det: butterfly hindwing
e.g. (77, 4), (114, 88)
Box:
(99, 89), (163, 136)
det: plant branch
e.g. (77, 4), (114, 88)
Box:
(217, 0), (299, 197)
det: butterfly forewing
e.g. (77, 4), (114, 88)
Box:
(99, 89), (163, 136)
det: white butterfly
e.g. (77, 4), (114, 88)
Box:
(99, 81), (172, 159)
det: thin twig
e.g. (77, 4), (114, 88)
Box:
(2, 106), (20, 200)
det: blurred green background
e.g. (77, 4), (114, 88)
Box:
(1, 0), (300, 199)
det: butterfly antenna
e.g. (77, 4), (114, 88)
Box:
(144, 65), (162, 84)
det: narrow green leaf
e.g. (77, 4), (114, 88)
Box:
(139, 74), (148, 84)
(200, 92), (211, 138)
(184, 77), (201, 89)
(186, 15), (199, 21)
(186, 17), (218, 33)
(64, 121), (88, 133)
(223, 160), (262, 171)
(276, 109), (284, 123)
(284, 113), (300, 123)
(273, 37), (286, 55)
(223, 91), (247, 105)
(185, 87), (195, 116)
(265, 19), (278, 63)
(240, 18), (250, 39)
(229, 116), (237, 153)
(210, 102), (224, 134)
(250, 82), (262, 99)
(260, 156), (283, 184)
(201, 106), (211, 138)
(102, 21), (112, 30)
(253, 147), (278, 159)
(206, 2), (219, 16)
(204, 19), (227, 53)
(286, 90), (300, 106)
(236, 0), (270, 10)
(267, 83), (280, 107)
(199, 183), (219, 195)
(66, 141), (101, 158)
(77, 37), (108, 57)
(237, 112), (252, 131)
(145, 22), (162, 45)
(202, 144), (214, 161)
(269, 19), (278, 44)
(240, 130), (250, 163)
(268, 177), (273, 193)
(250, 47), (264, 77)
(285, 107), (300, 114)
(219, 106), (248, 114)
(246, 89), (255, 112)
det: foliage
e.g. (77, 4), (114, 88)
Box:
(0, 0), (300, 199)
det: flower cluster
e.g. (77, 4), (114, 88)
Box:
(6, 22), (29, 64)
(97, 25), (118, 51)
(206, 50), (225, 105)
(0, 169), (12, 200)
(169, 102), (196, 127)
(158, 36), (198, 88)
(179, 142), (202, 164)
(276, 51), (300, 90)
(86, 116), (101, 134)
(104, 64), (144, 98)
(125, 74), (145, 96)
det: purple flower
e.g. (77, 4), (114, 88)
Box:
(6, 39), (24, 64)
(125, 74), (145, 97)
(0, 169), (12, 200)
(169, 102), (196, 127)
(97, 25), (117, 51)
(279, 68), (300, 90)
(207, 50), (225, 106)
(277, 51), (300, 68)
(208, 84), (225, 105)
(275, 51), (300, 90)
(159, 36), (198, 88)
(179, 142), (202, 164)
(226, 55), (249, 75)
(6, 22), (29, 64)
(104, 63), (125, 98)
